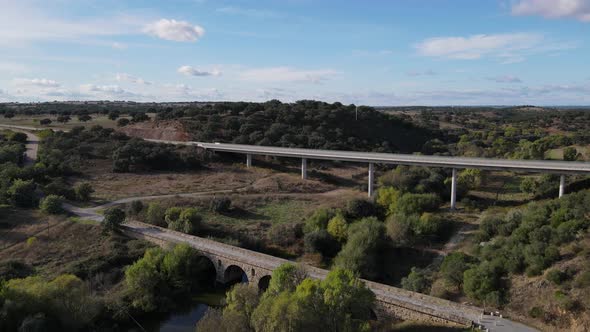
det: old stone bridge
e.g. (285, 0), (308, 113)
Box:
(123, 221), (483, 327)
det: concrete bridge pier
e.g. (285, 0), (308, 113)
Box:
(302, 158), (307, 179)
(246, 154), (252, 168)
(368, 162), (375, 197)
(559, 175), (565, 198)
(451, 168), (457, 210)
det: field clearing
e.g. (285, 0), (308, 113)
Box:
(0, 208), (151, 282)
(545, 145), (590, 161)
(0, 114), (128, 130)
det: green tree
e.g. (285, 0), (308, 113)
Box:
(146, 202), (166, 226)
(463, 260), (508, 307)
(303, 208), (335, 233)
(335, 218), (386, 279)
(103, 207), (125, 232)
(165, 206), (183, 225)
(395, 193), (440, 215)
(401, 267), (431, 293)
(39, 195), (64, 214)
(440, 252), (473, 289)
(77, 114), (92, 122)
(74, 182), (94, 201)
(327, 213), (348, 242)
(376, 186), (400, 216)
(8, 179), (37, 208)
(117, 118), (130, 127)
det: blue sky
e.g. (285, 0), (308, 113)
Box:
(1, 0), (590, 105)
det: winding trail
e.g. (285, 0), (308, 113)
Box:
(1, 124), (538, 331)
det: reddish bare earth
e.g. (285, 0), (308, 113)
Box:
(118, 120), (190, 141)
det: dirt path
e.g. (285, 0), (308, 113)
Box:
(0, 124), (40, 165)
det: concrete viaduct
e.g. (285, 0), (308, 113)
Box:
(147, 140), (590, 209)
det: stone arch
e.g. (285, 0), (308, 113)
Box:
(193, 255), (218, 288)
(258, 275), (271, 292)
(224, 265), (248, 285)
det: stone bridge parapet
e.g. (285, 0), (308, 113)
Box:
(122, 221), (482, 327)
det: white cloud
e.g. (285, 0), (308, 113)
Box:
(115, 73), (152, 85)
(14, 78), (60, 87)
(216, 6), (282, 18)
(79, 84), (141, 98)
(406, 69), (437, 77)
(487, 75), (523, 83)
(143, 19), (205, 42)
(239, 67), (338, 83)
(415, 33), (544, 61)
(352, 49), (394, 57)
(512, 0), (590, 22)
(0, 2), (144, 47)
(111, 42), (127, 50)
(177, 66), (221, 77)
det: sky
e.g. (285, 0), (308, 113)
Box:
(1, 0), (590, 106)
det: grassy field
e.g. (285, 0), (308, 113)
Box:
(0, 114), (128, 130)
(0, 208), (151, 287)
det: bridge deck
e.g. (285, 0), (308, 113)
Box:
(145, 139), (590, 174)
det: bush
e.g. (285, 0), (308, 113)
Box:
(146, 202), (166, 227)
(334, 218), (386, 279)
(167, 207), (202, 235)
(327, 213), (348, 242)
(528, 306), (544, 318)
(546, 269), (567, 285)
(268, 223), (300, 247)
(574, 270), (590, 288)
(40, 195), (64, 214)
(74, 183), (94, 201)
(386, 213), (418, 246)
(440, 252), (474, 288)
(304, 230), (340, 258)
(209, 197), (232, 213)
(395, 193), (440, 215)
(9, 132), (28, 143)
(303, 208), (335, 233)
(8, 179), (37, 208)
(345, 198), (380, 220)
(129, 200), (144, 215)
(39, 118), (52, 125)
(401, 267), (431, 294)
(103, 207), (125, 232)
(463, 260), (508, 307)
(376, 186), (400, 215)
(117, 118), (130, 127)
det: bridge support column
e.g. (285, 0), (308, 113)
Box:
(301, 158), (307, 180)
(559, 175), (565, 198)
(368, 163), (374, 197)
(246, 154), (252, 168)
(450, 168), (457, 210)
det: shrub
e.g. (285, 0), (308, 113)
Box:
(376, 187), (400, 215)
(40, 195), (64, 214)
(304, 230), (340, 258)
(303, 208), (335, 233)
(463, 260), (508, 307)
(574, 270), (590, 288)
(165, 207), (183, 225)
(401, 267), (431, 294)
(9, 132), (28, 143)
(8, 179), (37, 208)
(385, 213), (418, 246)
(74, 183), (94, 201)
(117, 118), (130, 127)
(146, 202), (166, 227)
(345, 198), (380, 220)
(440, 252), (474, 288)
(546, 269), (567, 285)
(528, 306), (543, 318)
(395, 193), (440, 215)
(327, 213), (348, 242)
(129, 200), (144, 215)
(268, 223), (299, 247)
(209, 197), (232, 213)
(103, 208), (125, 232)
(334, 218), (386, 279)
